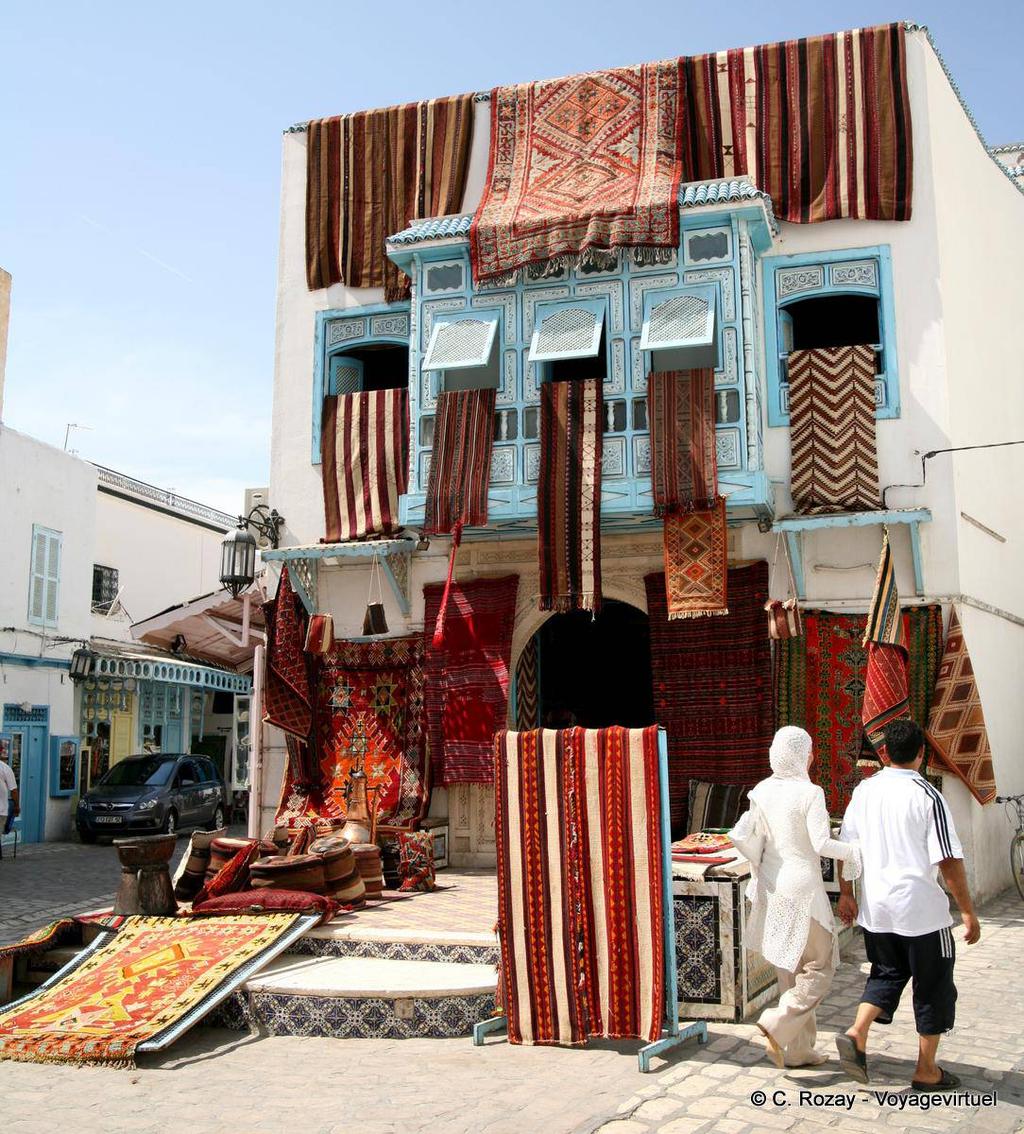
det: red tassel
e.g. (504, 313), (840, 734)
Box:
(432, 524), (462, 648)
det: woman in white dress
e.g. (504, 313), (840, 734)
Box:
(729, 726), (862, 1068)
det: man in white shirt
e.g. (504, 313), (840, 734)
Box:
(835, 719), (980, 1090)
(0, 743), (19, 835)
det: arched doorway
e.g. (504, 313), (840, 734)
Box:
(515, 600), (654, 729)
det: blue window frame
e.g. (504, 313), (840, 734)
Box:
(28, 525), (62, 629)
(763, 245), (899, 427)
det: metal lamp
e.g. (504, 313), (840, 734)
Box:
(69, 648), (96, 679)
(219, 524), (258, 599)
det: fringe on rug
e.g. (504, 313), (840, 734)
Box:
(667, 608), (729, 620)
(632, 246), (676, 267)
(539, 593), (600, 615)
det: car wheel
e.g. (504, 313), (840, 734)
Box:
(208, 804), (225, 832)
(78, 828), (97, 845)
(162, 809), (178, 837)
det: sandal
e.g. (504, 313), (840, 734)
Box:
(835, 1034), (869, 1084)
(911, 1068), (961, 1091)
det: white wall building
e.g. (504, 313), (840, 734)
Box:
(260, 24), (1024, 902)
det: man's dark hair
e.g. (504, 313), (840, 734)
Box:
(883, 719), (926, 765)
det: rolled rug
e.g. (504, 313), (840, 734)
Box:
(249, 853), (327, 895)
(352, 843), (384, 898)
(308, 834), (359, 898)
(205, 836), (257, 883)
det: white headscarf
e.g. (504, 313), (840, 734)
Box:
(768, 726), (813, 781)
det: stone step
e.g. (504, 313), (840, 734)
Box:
(288, 921), (499, 965)
(215, 954), (498, 1040)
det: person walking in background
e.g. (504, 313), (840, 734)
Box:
(835, 718), (980, 1090)
(0, 741), (19, 837)
(730, 726), (862, 1069)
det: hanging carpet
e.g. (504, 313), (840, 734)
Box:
(0, 914), (316, 1067)
(276, 637), (429, 832)
(775, 605), (946, 814)
(788, 345), (880, 514)
(321, 388), (409, 543)
(424, 387), (497, 644)
(305, 94), (474, 299)
(538, 378), (603, 613)
(861, 533), (910, 759)
(662, 499), (729, 620)
(423, 576), (519, 786)
(926, 610), (996, 805)
(645, 561), (772, 831)
(262, 567), (313, 739)
(680, 23), (913, 223)
(647, 369), (718, 515)
(495, 726), (665, 1045)
(470, 61), (683, 283)
(514, 635), (539, 731)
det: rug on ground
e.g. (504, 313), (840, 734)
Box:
(538, 377), (603, 613)
(927, 609), (996, 805)
(646, 561), (772, 831)
(775, 604), (945, 813)
(470, 61), (683, 282)
(424, 576), (519, 785)
(276, 636), (429, 831)
(305, 95), (474, 298)
(0, 914), (316, 1066)
(0, 920), (76, 961)
(788, 344), (880, 514)
(321, 387), (409, 543)
(495, 726), (665, 1045)
(680, 23), (912, 223)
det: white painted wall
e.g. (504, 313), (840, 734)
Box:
(266, 31), (1024, 893)
(92, 489), (227, 635)
(0, 425), (96, 839)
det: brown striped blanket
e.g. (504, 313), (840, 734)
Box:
(647, 369), (717, 515)
(680, 23), (913, 223)
(788, 345), (880, 514)
(538, 379), (603, 613)
(495, 727), (665, 1045)
(424, 388), (496, 536)
(321, 389), (409, 542)
(305, 95), (474, 299)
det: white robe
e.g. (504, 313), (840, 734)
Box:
(730, 776), (861, 974)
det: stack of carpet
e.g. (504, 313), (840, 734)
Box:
(353, 843), (384, 899)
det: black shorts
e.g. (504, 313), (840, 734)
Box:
(861, 927), (957, 1035)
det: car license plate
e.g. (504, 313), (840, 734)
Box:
(95, 816), (122, 824)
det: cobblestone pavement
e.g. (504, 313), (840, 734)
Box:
(1, 851), (1022, 1134)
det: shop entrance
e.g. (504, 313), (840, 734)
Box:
(517, 600), (655, 729)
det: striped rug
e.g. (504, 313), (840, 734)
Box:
(321, 389), (409, 543)
(788, 345), (880, 514)
(680, 23), (913, 223)
(862, 532), (910, 759)
(647, 369), (718, 515)
(495, 726), (665, 1045)
(538, 379), (603, 613)
(305, 95), (474, 299)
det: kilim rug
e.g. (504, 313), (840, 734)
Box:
(927, 610), (997, 805)
(775, 605), (946, 814)
(305, 95), (474, 298)
(276, 637), (429, 831)
(321, 388), (409, 542)
(663, 500), (729, 619)
(262, 567), (313, 739)
(680, 23), (913, 223)
(424, 576), (519, 785)
(538, 378), (603, 613)
(861, 533), (910, 759)
(645, 562), (772, 831)
(0, 914), (317, 1066)
(788, 345), (880, 514)
(514, 636), (539, 731)
(424, 387), (497, 644)
(495, 726), (665, 1045)
(647, 370), (718, 515)
(0, 920), (76, 961)
(470, 62), (683, 283)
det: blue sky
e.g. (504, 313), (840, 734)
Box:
(1, 1), (1020, 512)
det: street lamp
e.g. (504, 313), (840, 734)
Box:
(69, 648), (96, 679)
(219, 505), (285, 598)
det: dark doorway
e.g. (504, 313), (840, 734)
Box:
(532, 599), (654, 729)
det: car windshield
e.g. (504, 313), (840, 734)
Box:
(97, 758), (176, 788)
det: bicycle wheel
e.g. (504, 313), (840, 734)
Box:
(1011, 833), (1024, 902)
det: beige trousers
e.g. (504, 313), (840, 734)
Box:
(758, 919), (837, 1065)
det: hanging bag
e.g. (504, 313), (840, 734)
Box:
(765, 535), (803, 639)
(362, 549), (389, 636)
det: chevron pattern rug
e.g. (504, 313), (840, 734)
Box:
(788, 345), (880, 514)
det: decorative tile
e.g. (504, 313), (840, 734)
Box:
(633, 435), (651, 476)
(602, 436), (625, 478)
(574, 279), (624, 334)
(674, 895), (721, 1002)
(631, 337), (647, 393)
(524, 444), (541, 484)
(327, 317), (367, 347)
(683, 267), (736, 321)
(490, 446), (516, 485)
(499, 349), (517, 405)
(830, 260), (878, 289)
(608, 337), (626, 394)
(370, 312), (410, 338)
(628, 274), (679, 332)
(287, 938), (500, 965)
(473, 291), (517, 345)
(716, 429), (741, 470)
(776, 265), (824, 299)
(420, 297), (467, 352)
(721, 326), (738, 384)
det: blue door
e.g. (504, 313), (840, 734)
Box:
(2, 705), (50, 844)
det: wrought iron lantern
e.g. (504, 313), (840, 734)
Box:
(219, 505), (285, 598)
(69, 648), (96, 680)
